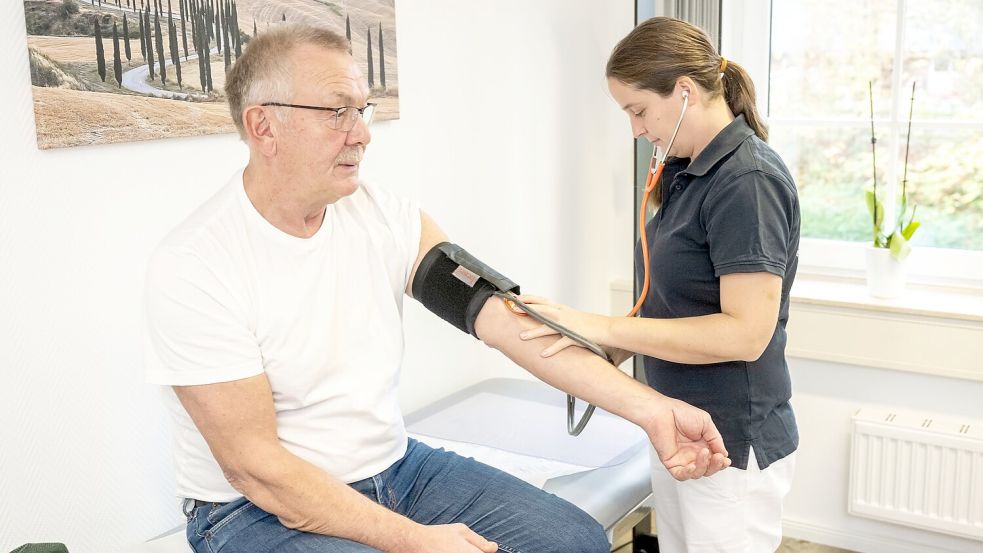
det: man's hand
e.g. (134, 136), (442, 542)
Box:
(403, 523), (498, 553)
(645, 398), (731, 480)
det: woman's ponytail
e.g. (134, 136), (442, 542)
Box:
(720, 60), (768, 141)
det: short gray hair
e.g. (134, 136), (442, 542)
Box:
(225, 24), (350, 139)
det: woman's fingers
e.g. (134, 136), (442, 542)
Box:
(519, 325), (559, 340)
(515, 294), (552, 305)
(541, 336), (580, 357)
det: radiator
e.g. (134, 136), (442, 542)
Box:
(849, 408), (983, 541)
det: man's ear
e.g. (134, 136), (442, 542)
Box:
(243, 105), (278, 157)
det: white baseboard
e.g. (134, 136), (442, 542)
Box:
(781, 517), (975, 553)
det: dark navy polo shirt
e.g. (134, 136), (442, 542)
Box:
(636, 114), (800, 471)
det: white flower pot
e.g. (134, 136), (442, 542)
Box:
(865, 246), (907, 298)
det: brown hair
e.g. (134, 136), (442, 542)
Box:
(225, 24), (350, 138)
(606, 17), (768, 142)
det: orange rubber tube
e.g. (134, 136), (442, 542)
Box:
(628, 154), (664, 317)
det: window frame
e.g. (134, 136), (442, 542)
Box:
(720, 0), (983, 287)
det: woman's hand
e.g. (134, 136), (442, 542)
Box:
(514, 295), (613, 357)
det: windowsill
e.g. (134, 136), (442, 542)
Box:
(787, 272), (983, 383)
(790, 273), (983, 323)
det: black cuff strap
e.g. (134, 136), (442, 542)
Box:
(412, 242), (519, 338)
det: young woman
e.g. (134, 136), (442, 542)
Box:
(518, 17), (800, 552)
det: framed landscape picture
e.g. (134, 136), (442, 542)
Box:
(24, 0), (398, 149)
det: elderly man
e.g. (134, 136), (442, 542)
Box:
(145, 25), (729, 553)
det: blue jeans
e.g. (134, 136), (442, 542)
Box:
(184, 438), (608, 552)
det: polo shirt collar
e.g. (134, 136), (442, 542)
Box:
(677, 114), (755, 178)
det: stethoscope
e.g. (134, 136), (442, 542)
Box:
(500, 90), (690, 436)
(629, 89), (689, 316)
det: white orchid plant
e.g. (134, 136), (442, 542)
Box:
(866, 81), (922, 261)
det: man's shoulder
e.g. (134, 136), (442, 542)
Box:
(148, 173), (246, 282)
(156, 174), (244, 253)
(337, 181), (419, 228)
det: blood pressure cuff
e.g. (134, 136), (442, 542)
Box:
(412, 242), (520, 337)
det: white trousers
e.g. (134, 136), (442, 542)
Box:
(648, 446), (796, 553)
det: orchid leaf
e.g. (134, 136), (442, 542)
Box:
(889, 230), (912, 261)
(865, 190), (885, 231)
(902, 219), (921, 241)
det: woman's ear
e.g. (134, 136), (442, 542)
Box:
(675, 76), (698, 103)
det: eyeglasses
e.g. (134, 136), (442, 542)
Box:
(261, 102), (377, 131)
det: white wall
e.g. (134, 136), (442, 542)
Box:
(0, 2), (635, 551)
(786, 357), (983, 553)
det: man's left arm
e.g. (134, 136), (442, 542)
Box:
(405, 212), (730, 480)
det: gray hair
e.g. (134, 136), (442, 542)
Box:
(225, 24), (350, 139)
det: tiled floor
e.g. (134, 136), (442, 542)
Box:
(776, 537), (855, 552)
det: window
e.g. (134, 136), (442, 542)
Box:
(721, 0), (983, 284)
(769, 0), (983, 253)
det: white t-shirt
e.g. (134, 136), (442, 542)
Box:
(144, 169), (421, 501)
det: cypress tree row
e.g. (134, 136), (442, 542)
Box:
(171, 20), (183, 88)
(211, 0), (222, 50)
(154, 13), (167, 84)
(366, 26), (373, 89)
(204, 15), (213, 92)
(195, 10), (206, 92)
(189, 0), (197, 56)
(195, 8), (212, 93)
(253, 18), (257, 39)
(179, 0), (188, 59)
(138, 9), (146, 61)
(145, 7), (155, 79)
(232, 0), (241, 58)
(222, 0), (231, 71)
(214, 0), (222, 54)
(378, 23), (385, 91)
(345, 15), (351, 54)
(112, 22), (122, 87)
(123, 14), (131, 61)
(94, 18), (106, 82)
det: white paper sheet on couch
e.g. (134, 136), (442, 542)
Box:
(406, 391), (647, 468)
(407, 433), (594, 489)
